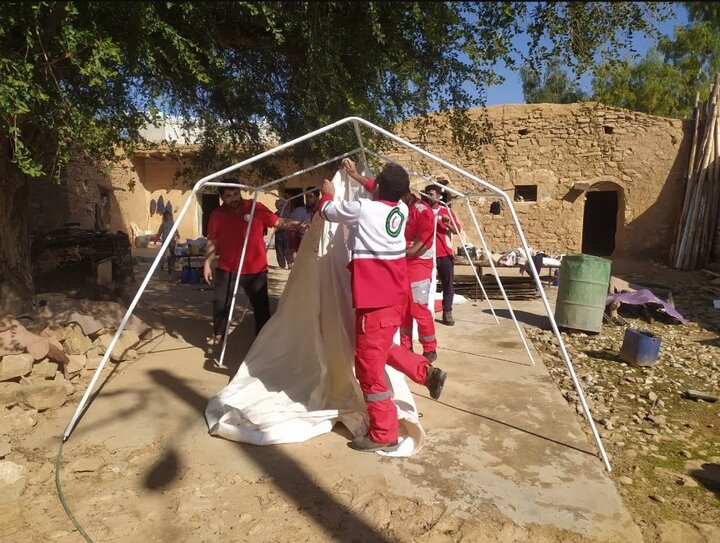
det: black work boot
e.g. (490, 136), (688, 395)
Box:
(425, 366), (447, 400)
(422, 351), (437, 363)
(442, 310), (455, 326)
(349, 436), (399, 452)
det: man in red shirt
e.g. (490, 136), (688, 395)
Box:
(424, 184), (461, 326)
(204, 182), (303, 346)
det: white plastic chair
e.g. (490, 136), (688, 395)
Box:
(130, 222), (152, 248)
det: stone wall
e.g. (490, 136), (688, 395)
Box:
(386, 103), (691, 260)
(29, 150), (320, 243)
(30, 102), (692, 262)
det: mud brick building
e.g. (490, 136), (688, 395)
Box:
(387, 103), (690, 260)
(29, 103), (693, 261)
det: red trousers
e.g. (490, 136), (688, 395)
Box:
(355, 304), (430, 444)
(400, 265), (437, 352)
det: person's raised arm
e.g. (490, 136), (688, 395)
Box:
(318, 178), (362, 226)
(342, 158), (374, 192)
(440, 210), (460, 235)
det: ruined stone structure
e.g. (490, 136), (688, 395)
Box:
(29, 102), (692, 262)
(386, 103), (691, 260)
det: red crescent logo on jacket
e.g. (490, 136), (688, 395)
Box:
(385, 208), (405, 238)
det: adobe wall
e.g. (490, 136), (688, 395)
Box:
(29, 149), (321, 242)
(386, 103), (692, 260)
(32, 103), (692, 263)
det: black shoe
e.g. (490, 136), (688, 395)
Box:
(422, 351), (437, 363)
(425, 366), (447, 400)
(349, 436), (399, 452)
(442, 310), (455, 326)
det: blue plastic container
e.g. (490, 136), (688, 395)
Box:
(620, 328), (661, 366)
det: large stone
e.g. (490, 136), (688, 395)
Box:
(30, 359), (58, 380)
(93, 331), (140, 361)
(0, 461), (28, 503)
(0, 383), (20, 408)
(85, 356), (103, 370)
(19, 382), (67, 411)
(0, 354), (33, 381)
(54, 374), (74, 396)
(0, 436), (10, 458)
(0, 407), (38, 435)
(62, 330), (92, 356)
(64, 354), (86, 376)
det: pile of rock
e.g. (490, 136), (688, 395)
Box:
(1, 320), (161, 446)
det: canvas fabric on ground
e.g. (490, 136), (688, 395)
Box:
(205, 170), (425, 456)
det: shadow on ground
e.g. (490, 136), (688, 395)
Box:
(146, 368), (394, 543)
(483, 308), (552, 329)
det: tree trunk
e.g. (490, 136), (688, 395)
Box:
(0, 142), (34, 316)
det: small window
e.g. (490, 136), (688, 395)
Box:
(514, 185), (537, 202)
(603, 125), (614, 135)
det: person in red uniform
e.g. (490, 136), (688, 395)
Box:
(204, 182), (304, 347)
(319, 163), (447, 453)
(341, 159), (438, 360)
(424, 184), (461, 326)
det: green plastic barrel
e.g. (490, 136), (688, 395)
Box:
(553, 254), (611, 333)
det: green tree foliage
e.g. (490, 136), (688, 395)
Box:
(0, 1), (671, 310)
(592, 3), (720, 118)
(520, 60), (587, 104)
(0, 2), (672, 177)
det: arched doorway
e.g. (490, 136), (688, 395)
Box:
(581, 181), (625, 257)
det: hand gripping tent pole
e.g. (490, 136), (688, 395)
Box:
(349, 117), (610, 471)
(361, 147), (501, 326)
(62, 116), (611, 473)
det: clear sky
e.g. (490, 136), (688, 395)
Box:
(484, 4), (690, 106)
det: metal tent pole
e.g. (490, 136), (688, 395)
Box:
(62, 180), (257, 440)
(362, 147), (499, 324)
(348, 116), (610, 471)
(63, 114), (611, 472)
(216, 192), (259, 369)
(464, 198), (536, 366)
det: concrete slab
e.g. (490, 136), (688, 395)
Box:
(19, 268), (640, 542)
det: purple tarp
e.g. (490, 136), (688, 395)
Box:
(606, 289), (687, 324)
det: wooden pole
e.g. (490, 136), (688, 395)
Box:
(678, 106), (715, 268)
(672, 92), (701, 265)
(701, 113), (720, 265)
(675, 96), (714, 267)
(679, 78), (720, 269)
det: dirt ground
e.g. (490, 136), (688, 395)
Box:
(1, 257), (718, 543)
(523, 259), (720, 543)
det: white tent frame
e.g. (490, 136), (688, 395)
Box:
(364, 147), (540, 366)
(62, 116), (611, 472)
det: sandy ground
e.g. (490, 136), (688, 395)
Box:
(2, 256), (711, 543)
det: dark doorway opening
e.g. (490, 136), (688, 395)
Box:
(582, 191), (618, 256)
(201, 193), (220, 237)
